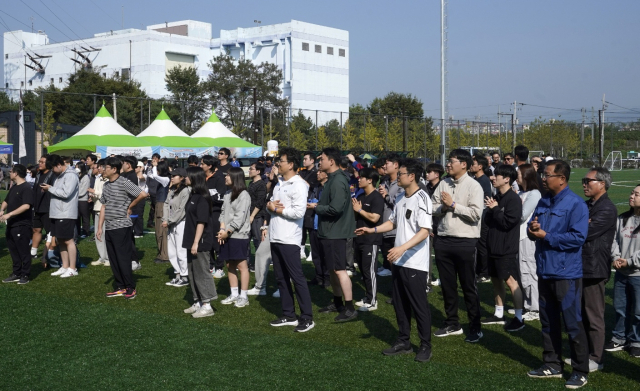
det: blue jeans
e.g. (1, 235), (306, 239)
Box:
(612, 272), (640, 348)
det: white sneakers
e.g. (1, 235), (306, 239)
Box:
(247, 287), (266, 296)
(272, 290), (280, 298)
(60, 269), (78, 278)
(91, 259), (104, 266)
(51, 268), (67, 276)
(358, 302), (378, 312)
(377, 269), (392, 277)
(212, 269), (225, 279)
(192, 306), (214, 318)
(132, 261), (142, 271)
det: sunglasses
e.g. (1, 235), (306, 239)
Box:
(582, 178), (602, 186)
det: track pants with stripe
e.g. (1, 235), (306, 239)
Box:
(354, 243), (378, 305)
(392, 265), (432, 349)
(168, 221), (188, 277)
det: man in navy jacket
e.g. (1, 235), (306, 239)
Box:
(526, 160), (590, 389)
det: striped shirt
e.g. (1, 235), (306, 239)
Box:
(99, 176), (142, 230)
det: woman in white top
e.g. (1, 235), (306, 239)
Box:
(516, 164), (542, 321)
(163, 168), (191, 287)
(89, 160), (110, 266)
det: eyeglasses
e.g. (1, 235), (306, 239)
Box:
(445, 159), (459, 166)
(541, 173), (563, 180)
(505, 157), (514, 161)
(398, 172), (410, 177)
(276, 160), (289, 165)
(582, 178), (602, 186)
(217, 152), (226, 155)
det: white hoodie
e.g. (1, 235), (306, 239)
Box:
(269, 174), (309, 245)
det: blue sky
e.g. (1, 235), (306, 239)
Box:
(1, 0), (639, 123)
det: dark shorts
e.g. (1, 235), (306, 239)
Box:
(488, 255), (519, 281)
(318, 238), (347, 271)
(219, 238), (250, 261)
(33, 212), (50, 232)
(50, 218), (76, 240)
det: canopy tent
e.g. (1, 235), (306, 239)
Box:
(47, 105), (148, 154)
(0, 141), (13, 154)
(137, 108), (208, 148)
(190, 112), (262, 157)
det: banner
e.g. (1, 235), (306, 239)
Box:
(0, 144), (13, 154)
(96, 146), (160, 159)
(96, 146), (262, 159)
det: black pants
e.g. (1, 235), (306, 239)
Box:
(475, 210), (489, 279)
(271, 243), (313, 320)
(381, 236), (395, 270)
(582, 278), (606, 363)
(355, 243), (378, 304)
(210, 212), (223, 270)
(131, 199), (146, 237)
(7, 225), (32, 278)
(393, 266), (432, 348)
(346, 237), (355, 271)
(435, 236), (481, 331)
(106, 226), (135, 290)
(129, 217), (138, 263)
(539, 278), (589, 375)
(147, 194), (156, 227)
(77, 201), (91, 235)
(309, 230), (329, 285)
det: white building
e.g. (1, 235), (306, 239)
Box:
(3, 20), (349, 123)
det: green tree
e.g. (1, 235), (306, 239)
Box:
(204, 53), (288, 141)
(368, 92), (424, 118)
(165, 65), (207, 134)
(41, 101), (61, 148)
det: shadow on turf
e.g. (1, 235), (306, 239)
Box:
(480, 328), (540, 368)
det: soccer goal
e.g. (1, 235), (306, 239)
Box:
(604, 151), (623, 171)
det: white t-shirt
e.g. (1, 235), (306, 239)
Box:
(389, 188), (433, 272)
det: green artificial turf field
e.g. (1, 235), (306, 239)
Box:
(1, 168), (639, 390)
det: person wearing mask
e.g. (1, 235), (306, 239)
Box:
(377, 153), (404, 277)
(96, 157), (147, 299)
(315, 147), (358, 322)
(527, 160), (590, 389)
(607, 184), (640, 359)
(218, 167), (252, 308)
(182, 167), (218, 318)
(76, 162), (91, 239)
(267, 148), (315, 332)
(31, 155), (56, 262)
(470, 153), (493, 285)
(575, 167), (617, 372)
(147, 159), (171, 265)
(356, 158), (433, 362)
(41, 154), (79, 279)
(164, 168), (191, 288)
(431, 149), (484, 343)
(480, 164), (525, 332)
(1, 164), (35, 285)
(89, 160), (110, 267)
(352, 167), (384, 311)
(515, 164), (542, 321)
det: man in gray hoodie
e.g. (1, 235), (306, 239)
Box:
(41, 154), (79, 278)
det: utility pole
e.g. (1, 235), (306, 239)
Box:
(252, 88), (258, 145)
(599, 94), (608, 166)
(497, 106), (502, 152)
(512, 101), (517, 151)
(581, 108), (585, 159)
(113, 93), (117, 121)
(439, 0), (448, 164)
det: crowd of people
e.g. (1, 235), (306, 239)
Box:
(1, 144), (638, 389)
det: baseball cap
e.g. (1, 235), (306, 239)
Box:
(170, 167), (187, 177)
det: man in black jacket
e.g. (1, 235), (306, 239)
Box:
(299, 152), (318, 260)
(579, 167), (617, 372)
(31, 155), (56, 261)
(480, 164), (524, 332)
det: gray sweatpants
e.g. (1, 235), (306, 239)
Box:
(253, 231), (272, 290)
(188, 251), (218, 303)
(94, 212), (108, 261)
(519, 237), (539, 311)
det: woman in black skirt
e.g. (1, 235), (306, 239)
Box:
(218, 167), (252, 308)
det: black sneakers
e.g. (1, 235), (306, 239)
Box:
(294, 319), (315, 333)
(504, 317), (525, 332)
(382, 341), (413, 356)
(2, 274), (20, 283)
(270, 317), (299, 327)
(481, 315), (505, 325)
(433, 325), (463, 337)
(319, 303), (341, 313)
(527, 364), (563, 378)
(17, 276), (29, 285)
(630, 346), (640, 358)
(604, 340), (625, 352)
(334, 308), (358, 322)
(464, 329), (483, 343)
(565, 373), (588, 389)
(414, 345), (432, 362)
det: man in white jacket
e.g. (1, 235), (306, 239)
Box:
(267, 147), (314, 333)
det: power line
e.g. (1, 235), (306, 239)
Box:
(519, 102), (583, 112)
(49, 0), (94, 36)
(87, 0), (122, 27)
(19, 0), (77, 43)
(39, 0), (91, 47)
(0, 9), (32, 30)
(604, 101), (640, 115)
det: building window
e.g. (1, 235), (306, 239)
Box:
(327, 47), (334, 55)
(58, 77), (62, 83)
(102, 73), (106, 78)
(315, 45), (321, 53)
(339, 49), (346, 57)
(28, 80), (32, 86)
(20, 81), (24, 87)
(50, 78), (54, 84)
(115, 71), (119, 78)
(4, 54), (7, 59)
(302, 42), (309, 51)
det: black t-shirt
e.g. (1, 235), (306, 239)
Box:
(354, 190), (384, 245)
(182, 193), (214, 252)
(122, 170), (138, 186)
(5, 182), (34, 228)
(475, 175), (492, 200)
(34, 170), (56, 213)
